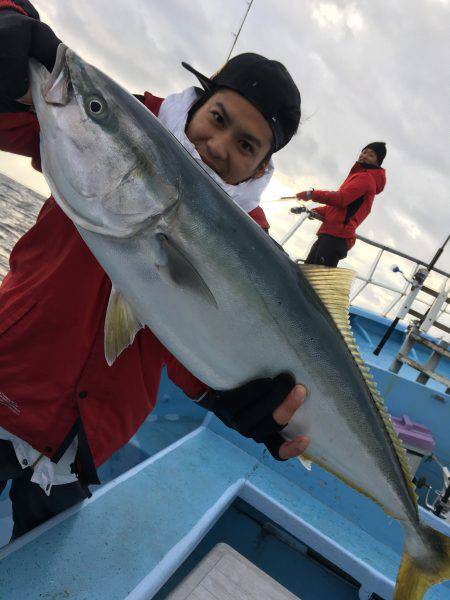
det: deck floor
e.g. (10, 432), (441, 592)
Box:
(1, 428), (449, 599)
(167, 543), (300, 600)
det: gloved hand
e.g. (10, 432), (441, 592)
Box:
(198, 373), (309, 461)
(296, 190), (314, 201)
(0, 2), (61, 112)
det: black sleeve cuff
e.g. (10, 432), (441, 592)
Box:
(263, 433), (288, 461)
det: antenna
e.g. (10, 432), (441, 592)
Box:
(226, 0), (255, 62)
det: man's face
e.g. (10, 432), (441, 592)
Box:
(358, 148), (379, 166)
(186, 88), (273, 185)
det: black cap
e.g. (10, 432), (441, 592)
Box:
(363, 142), (387, 166)
(182, 53), (301, 152)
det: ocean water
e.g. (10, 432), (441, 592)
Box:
(0, 172), (44, 280)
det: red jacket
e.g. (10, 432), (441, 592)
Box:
(311, 162), (386, 249)
(0, 92), (269, 476)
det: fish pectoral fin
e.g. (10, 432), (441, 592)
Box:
(297, 455), (313, 471)
(154, 233), (218, 308)
(104, 286), (143, 366)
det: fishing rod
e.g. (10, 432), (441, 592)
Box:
(226, 0), (255, 62)
(373, 232), (450, 356)
(262, 195), (299, 204)
(264, 194), (313, 204)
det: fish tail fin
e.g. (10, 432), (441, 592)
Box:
(394, 524), (450, 600)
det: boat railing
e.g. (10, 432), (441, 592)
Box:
(279, 207), (450, 335)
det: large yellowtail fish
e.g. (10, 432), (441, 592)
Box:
(29, 45), (450, 598)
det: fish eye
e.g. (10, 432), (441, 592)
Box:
(90, 100), (102, 113)
(87, 95), (107, 117)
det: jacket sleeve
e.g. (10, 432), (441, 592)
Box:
(0, 111), (41, 163)
(0, 2), (42, 161)
(163, 349), (209, 399)
(143, 91), (165, 115)
(311, 173), (373, 208)
(312, 205), (327, 217)
(248, 205), (270, 231)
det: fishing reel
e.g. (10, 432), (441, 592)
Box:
(269, 192), (315, 216)
(391, 265), (428, 287)
(419, 455), (450, 519)
(430, 465), (450, 519)
(290, 205), (309, 215)
(391, 265), (412, 284)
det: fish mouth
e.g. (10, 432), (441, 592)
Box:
(43, 44), (72, 106)
(47, 170), (156, 239)
(45, 154), (150, 239)
(39, 46), (136, 237)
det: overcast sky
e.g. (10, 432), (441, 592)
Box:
(1, 0), (449, 324)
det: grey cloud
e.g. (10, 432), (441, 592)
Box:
(29, 0), (449, 274)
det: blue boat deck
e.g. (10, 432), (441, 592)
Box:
(350, 306), (449, 396)
(0, 307), (449, 599)
(1, 426), (449, 599)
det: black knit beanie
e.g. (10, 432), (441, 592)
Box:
(363, 142), (387, 165)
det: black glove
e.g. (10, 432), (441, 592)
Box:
(0, 3), (61, 112)
(199, 373), (295, 461)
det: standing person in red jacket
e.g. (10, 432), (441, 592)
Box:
(297, 143), (387, 267)
(0, 1), (310, 539)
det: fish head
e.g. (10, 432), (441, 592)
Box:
(29, 45), (179, 238)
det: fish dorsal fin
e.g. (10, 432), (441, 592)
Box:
(299, 264), (418, 508)
(299, 264), (355, 328)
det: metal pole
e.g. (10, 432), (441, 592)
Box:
(350, 248), (383, 303)
(417, 233), (450, 328)
(282, 210), (450, 278)
(280, 213), (309, 246)
(383, 268), (416, 317)
(373, 233), (450, 356)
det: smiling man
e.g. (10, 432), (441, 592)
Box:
(188, 90), (270, 182)
(0, 0), (309, 540)
(297, 143), (387, 267)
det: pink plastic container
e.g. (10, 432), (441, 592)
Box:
(390, 414), (435, 455)
(390, 414), (435, 475)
